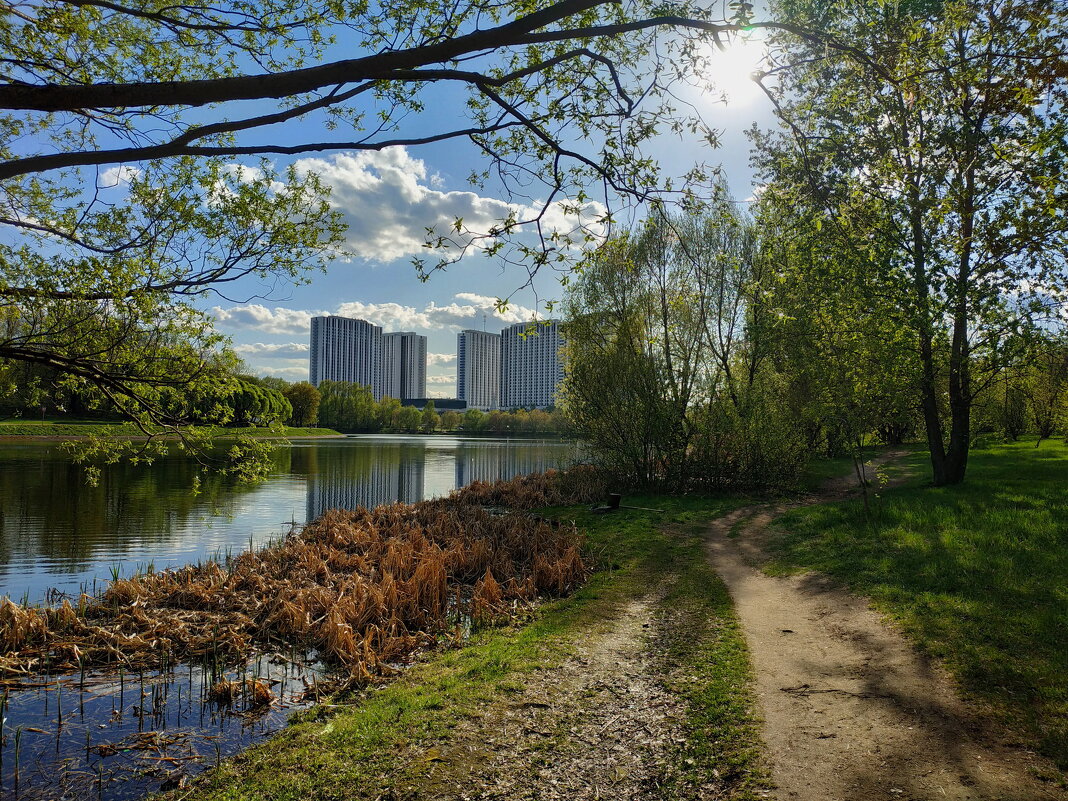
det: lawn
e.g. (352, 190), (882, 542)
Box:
(169, 494), (768, 801)
(767, 440), (1068, 770)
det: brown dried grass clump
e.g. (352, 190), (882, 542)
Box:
(439, 465), (607, 510)
(0, 468), (599, 687)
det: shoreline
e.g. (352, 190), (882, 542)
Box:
(0, 425), (346, 442)
(0, 424), (570, 441)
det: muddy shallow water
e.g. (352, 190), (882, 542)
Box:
(1, 649), (326, 799)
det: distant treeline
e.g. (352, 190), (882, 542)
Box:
(313, 380), (568, 434)
(2, 360), (295, 428)
(1, 366), (569, 436)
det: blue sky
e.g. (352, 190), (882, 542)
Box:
(195, 36), (778, 397)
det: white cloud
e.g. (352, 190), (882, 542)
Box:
(426, 375), (456, 384)
(427, 389), (450, 399)
(452, 293), (536, 324)
(233, 342), (309, 359)
(292, 149), (514, 262)
(211, 294), (547, 336)
(255, 365), (308, 379)
(99, 166), (141, 188)
(427, 352), (456, 367)
(210, 305), (323, 335)
(292, 148), (607, 263)
(335, 301), (432, 330)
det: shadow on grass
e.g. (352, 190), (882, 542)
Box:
(768, 441), (1068, 770)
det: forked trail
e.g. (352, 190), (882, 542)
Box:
(706, 462), (1066, 801)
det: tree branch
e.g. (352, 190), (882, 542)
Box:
(0, 0), (620, 111)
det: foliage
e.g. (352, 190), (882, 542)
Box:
(314, 380), (568, 434)
(316, 381), (382, 432)
(283, 382), (321, 427)
(439, 409), (463, 430)
(562, 195), (807, 491)
(463, 408), (485, 432)
(753, 195), (919, 461)
(421, 399), (440, 432)
(463, 407), (568, 435)
(229, 380), (292, 427)
(395, 405), (423, 433)
(755, 0), (1068, 484)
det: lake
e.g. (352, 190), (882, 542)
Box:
(0, 435), (581, 605)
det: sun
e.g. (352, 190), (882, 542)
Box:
(700, 35), (768, 107)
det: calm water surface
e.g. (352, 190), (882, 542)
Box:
(0, 435), (579, 605)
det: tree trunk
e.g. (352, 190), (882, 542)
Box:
(909, 205), (948, 486)
(919, 331), (949, 486)
(942, 317), (971, 485)
(942, 164), (977, 486)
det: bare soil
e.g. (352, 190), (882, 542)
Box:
(409, 589), (704, 800)
(707, 461), (1067, 801)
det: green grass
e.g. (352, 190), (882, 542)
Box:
(168, 495), (767, 801)
(0, 419), (342, 438)
(216, 426), (343, 438)
(797, 453), (859, 490)
(767, 440), (1068, 770)
(796, 443), (923, 492)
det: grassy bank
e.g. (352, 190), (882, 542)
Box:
(0, 419), (342, 438)
(767, 441), (1068, 770)
(167, 494), (767, 801)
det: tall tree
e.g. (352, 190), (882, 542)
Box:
(756, 0), (1068, 484)
(421, 400), (440, 432)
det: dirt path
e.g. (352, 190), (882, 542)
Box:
(414, 589), (698, 800)
(706, 467), (1066, 801)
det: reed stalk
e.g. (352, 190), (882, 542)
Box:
(13, 725), (21, 791)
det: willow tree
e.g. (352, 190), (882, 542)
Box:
(562, 195), (807, 490)
(754, 0), (1068, 485)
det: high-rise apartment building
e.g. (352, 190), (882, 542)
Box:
(456, 329), (501, 410)
(309, 316), (383, 397)
(382, 332), (427, 400)
(499, 320), (564, 409)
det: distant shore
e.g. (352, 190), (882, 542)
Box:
(0, 421), (345, 441)
(0, 421), (571, 441)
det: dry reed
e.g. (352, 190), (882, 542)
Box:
(0, 469), (600, 686)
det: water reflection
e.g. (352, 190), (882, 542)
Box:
(0, 436), (577, 604)
(303, 439), (426, 519)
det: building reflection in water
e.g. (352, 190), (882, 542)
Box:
(304, 438), (575, 521)
(305, 442), (426, 520)
(453, 442), (560, 487)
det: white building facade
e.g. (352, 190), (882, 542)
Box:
(382, 332), (427, 400)
(456, 329), (501, 410)
(309, 316), (384, 397)
(499, 320), (564, 409)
